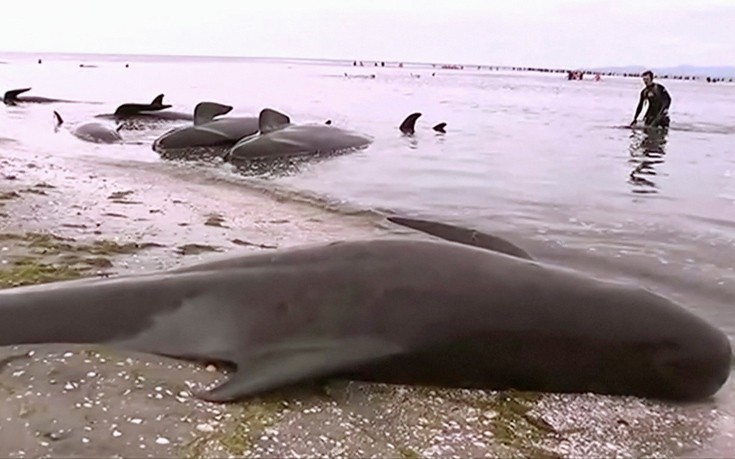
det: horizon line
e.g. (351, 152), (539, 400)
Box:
(0, 49), (732, 73)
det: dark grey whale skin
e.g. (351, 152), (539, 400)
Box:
(3, 88), (93, 105)
(386, 216), (533, 260)
(0, 238), (730, 403)
(226, 108), (373, 161)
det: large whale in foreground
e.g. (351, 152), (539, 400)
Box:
(152, 102), (259, 152)
(225, 108), (373, 162)
(0, 231), (730, 403)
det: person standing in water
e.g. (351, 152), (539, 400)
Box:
(630, 70), (672, 128)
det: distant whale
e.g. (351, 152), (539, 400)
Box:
(3, 88), (94, 105)
(152, 102), (259, 153)
(225, 108), (373, 162)
(344, 73), (376, 79)
(399, 112), (447, 135)
(54, 111), (122, 144)
(95, 94), (193, 123)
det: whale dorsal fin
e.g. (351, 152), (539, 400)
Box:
(114, 94), (172, 116)
(387, 216), (534, 260)
(53, 110), (64, 127)
(433, 122), (447, 133)
(194, 102), (233, 126)
(399, 112), (422, 135)
(151, 94), (165, 107)
(4, 87), (32, 104)
(259, 108), (291, 134)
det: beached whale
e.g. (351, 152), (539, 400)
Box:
(54, 110), (123, 143)
(3, 88), (94, 105)
(225, 108), (373, 162)
(152, 102), (259, 153)
(53, 111), (122, 144)
(95, 94), (193, 123)
(0, 233), (729, 403)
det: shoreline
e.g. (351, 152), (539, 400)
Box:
(1, 150), (733, 458)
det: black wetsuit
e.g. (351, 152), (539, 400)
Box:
(634, 82), (672, 128)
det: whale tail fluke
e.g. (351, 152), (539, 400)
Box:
(4, 87), (32, 105)
(53, 110), (64, 128)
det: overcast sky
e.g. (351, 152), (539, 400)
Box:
(2, 0), (732, 68)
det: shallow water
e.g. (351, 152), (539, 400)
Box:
(1, 52), (735, 455)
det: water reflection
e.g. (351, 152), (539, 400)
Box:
(627, 128), (667, 194)
(402, 135), (419, 150)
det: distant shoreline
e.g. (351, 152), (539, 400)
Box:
(0, 50), (732, 81)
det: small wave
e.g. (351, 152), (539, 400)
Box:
(608, 123), (735, 135)
(670, 122), (735, 135)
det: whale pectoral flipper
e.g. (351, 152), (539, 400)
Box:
(387, 216), (534, 260)
(198, 337), (402, 402)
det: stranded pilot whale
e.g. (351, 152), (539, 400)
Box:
(225, 108), (373, 162)
(152, 102), (259, 153)
(54, 111), (123, 144)
(0, 235), (730, 403)
(3, 88), (95, 105)
(95, 94), (193, 123)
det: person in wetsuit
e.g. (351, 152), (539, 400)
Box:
(630, 70), (671, 128)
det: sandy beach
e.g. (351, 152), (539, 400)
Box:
(1, 147), (732, 458)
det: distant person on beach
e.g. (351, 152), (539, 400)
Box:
(630, 70), (671, 128)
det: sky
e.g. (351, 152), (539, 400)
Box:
(2, 0), (733, 68)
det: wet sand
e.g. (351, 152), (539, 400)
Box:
(1, 149), (733, 458)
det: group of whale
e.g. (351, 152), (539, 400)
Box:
(5, 88), (447, 164)
(1, 88), (732, 405)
